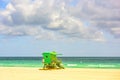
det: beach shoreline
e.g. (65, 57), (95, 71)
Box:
(0, 67), (120, 80)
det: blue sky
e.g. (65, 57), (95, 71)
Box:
(0, 0), (120, 57)
(0, 0), (10, 9)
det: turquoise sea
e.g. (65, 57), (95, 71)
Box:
(0, 57), (120, 69)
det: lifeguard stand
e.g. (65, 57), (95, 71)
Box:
(42, 51), (64, 69)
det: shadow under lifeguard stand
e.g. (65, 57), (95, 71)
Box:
(40, 51), (64, 70)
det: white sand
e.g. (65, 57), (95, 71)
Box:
(0, 67), (120, 80)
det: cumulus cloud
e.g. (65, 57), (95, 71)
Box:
(0, 0), (120, 41)
(69, 0), (120, 38)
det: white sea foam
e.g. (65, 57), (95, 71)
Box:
(67, 64), (77, 66)
(98, 64), (115, 67)
(87, 64), (115, 67)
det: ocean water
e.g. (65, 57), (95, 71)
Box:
(0, 57), (120, 69)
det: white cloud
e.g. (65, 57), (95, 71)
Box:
(0, 0), (120, 41)
(70, 0), (120, 39)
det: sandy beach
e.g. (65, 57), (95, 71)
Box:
(0, 67), (120, 80)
